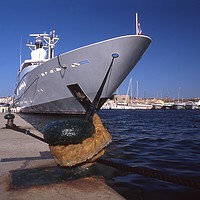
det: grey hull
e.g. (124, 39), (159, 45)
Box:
(14, 35), (151, 114)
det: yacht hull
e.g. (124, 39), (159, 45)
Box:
(14, 35), (151, 114)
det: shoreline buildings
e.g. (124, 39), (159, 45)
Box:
(101, 94), (200, 110)
(0, 95), (200, 113)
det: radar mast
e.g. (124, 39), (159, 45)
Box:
(27, 30), (59, 59)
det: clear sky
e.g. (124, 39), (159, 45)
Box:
(0, 0), (199, 99)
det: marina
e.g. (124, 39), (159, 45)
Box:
(101, 95), (200, 110)
(100, 79), (200, 110)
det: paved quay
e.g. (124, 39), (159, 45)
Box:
(0, 113), (124, 200)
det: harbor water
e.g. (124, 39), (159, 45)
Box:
(19, 110), (200, 200)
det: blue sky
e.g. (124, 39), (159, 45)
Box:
(0, 0), (199, 99)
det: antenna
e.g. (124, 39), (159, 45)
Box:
(19, 36), (22, 66)
(26, 30), (59, 59)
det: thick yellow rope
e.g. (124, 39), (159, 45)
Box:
(49, 113), (112, 167)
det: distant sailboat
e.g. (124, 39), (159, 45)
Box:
(132, 81), (153, 109)
(110, 78), (134, 109)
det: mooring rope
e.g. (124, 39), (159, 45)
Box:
(97, 158), (200, 190)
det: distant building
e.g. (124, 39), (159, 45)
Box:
(113, 94), (130, 105)
(0, 104), (9, 113)
(0, 96), (12, 104)
(0, 96), (13, 113)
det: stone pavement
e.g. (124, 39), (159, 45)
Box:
(0, 113), (124, 200)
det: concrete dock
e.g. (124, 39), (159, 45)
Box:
(0, 113), (124, 200)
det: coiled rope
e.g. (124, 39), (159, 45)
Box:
(97, 158), (200, 190)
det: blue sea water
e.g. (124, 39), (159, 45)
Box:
(98, 110), (200, 199)
(20, 110), (200, 200)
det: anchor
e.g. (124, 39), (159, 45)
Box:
(67, 52), (118, 121)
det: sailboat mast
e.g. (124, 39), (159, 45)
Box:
(130, 78), (133, 106)
(130, 78), (132, 100)
(136, 80), (139, 100)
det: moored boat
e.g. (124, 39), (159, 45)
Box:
(13, 16), (151, 115)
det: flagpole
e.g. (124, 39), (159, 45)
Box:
(135, 13), (138, 35)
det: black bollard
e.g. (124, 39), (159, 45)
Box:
(4, 113), (15, 128)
